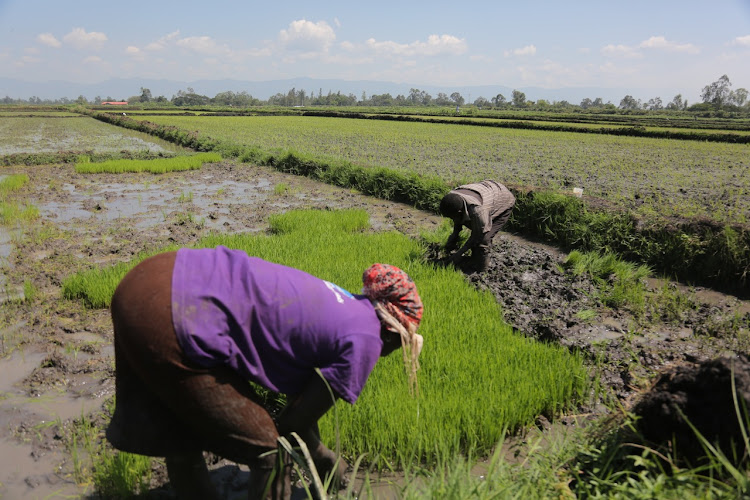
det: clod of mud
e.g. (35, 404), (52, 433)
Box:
(632, 354), (750, 465)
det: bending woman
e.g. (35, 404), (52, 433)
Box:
(106, 246), (423, 500)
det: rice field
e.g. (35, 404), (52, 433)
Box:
(139, 115), (750, 223)
(0, 115), (188, 155)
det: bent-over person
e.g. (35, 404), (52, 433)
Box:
(106, 246), (423, 499)
(440, 180), (516, 272)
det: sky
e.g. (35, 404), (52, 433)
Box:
(1, 0), (749, 103)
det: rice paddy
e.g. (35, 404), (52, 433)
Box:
(138, 114), (750, 223)
(0, 114), (189, 155)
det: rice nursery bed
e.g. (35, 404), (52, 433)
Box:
(138, 114), (750, 224)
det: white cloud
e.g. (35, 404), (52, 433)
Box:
(638, 36), (699, 54)
(731, 35), (750, 46)
(63, 28), (107, 50)
(146, 31), (180, 51)
(37, 33), (61, 48)
(176, 36), (231, 56)
(601, 44), (642, 59)
(504, 44), (537, 57)
(364, 34), (467, 57)
(279, 19), (336, 52)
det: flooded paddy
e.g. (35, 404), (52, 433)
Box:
(0, 115), (190, 156)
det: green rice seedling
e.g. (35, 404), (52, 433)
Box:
(564, 250), (651, 312)
(177, 190), (193, 203)
(74, 152), (221, 174)
(21, 279), (37, 303)
(0, 173), (29, 194)
(93, 450), (152, 498)
(0, 201), (39, 224)
(64, 209), (588, 469)
(274, 182), (290, 195)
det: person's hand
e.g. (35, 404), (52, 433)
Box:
(448, 253), (464, 267)
(311, 442), (348, 491)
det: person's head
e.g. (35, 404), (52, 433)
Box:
(361, 263), (423, 395)
(439, 192), (465, 222)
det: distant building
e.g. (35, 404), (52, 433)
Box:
(101, 101), (128, 106)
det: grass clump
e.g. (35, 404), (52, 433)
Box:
(62, 208), (588, 468)
(74, 152), (221, 174)
(0, 173), (38, 225)
(563, 250), (651, 311)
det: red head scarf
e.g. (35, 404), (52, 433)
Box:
(361, 263), (423, 332)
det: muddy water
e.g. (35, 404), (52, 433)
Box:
(0, 159), (747, 498)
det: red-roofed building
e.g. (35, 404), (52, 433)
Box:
(101, 101), (128, 105)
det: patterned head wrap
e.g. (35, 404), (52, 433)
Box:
(362, 263), (423, 395)
(362, 263), (423, 331)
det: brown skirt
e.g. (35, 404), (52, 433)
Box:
(106, 251), (279, 468)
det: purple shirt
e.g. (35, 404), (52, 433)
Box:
(171, 246), (383, 404)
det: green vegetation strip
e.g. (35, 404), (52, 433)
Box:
(74, 152), (221, 173)
(62, 209), (587, 465)
(301, 109), (750, 143)
(83, 110), (750, 294)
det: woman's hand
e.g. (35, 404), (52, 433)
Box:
(311, 442), (348, 491)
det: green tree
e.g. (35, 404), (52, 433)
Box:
(667, 94), (685, 110)
(619, 95), (640, 110)
(473, 96), (490, 108)
(435, 92), (451, 105)
(646, 97), (663, 110)
(511, 90), (526, 107)
(450, 92), (465, 105)
(491, 93), (506, 107)
(140, 87), (152, 102)
(730, 88), (748, 107)
(701, 74), (732, 109)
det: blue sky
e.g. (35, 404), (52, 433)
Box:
(1, 0), (749, 102)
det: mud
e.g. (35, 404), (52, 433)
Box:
(632, 354), (750, 465)
(0, 160), (748, 498)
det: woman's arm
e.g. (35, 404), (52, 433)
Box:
(274, 374), (347, 486)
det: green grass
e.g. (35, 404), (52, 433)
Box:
(74, 152), (221, 174)
(62, 208), (588, 467)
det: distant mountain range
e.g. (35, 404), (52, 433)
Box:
(0, 76), (688, 106)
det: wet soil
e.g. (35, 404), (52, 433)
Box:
(0, 160), (748, 498)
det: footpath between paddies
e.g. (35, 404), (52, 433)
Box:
(81, 108), (750, 297)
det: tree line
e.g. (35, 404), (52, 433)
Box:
(2, 75), (747, 114)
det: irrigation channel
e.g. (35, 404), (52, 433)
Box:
(0, 159), (749, 498)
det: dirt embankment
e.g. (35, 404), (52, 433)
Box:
(0, 160), (748, 498)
